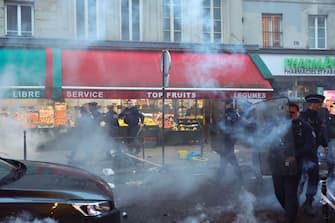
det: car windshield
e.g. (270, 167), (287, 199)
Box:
(0, 158), (17, 180)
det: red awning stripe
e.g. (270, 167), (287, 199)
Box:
(45, 48), (53, 99)
(62, 50), (273, 90)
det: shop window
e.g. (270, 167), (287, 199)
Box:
(202, 0), (222, 43)
(121, 0), (140, 41)
(76, 0), (97, 39)
(5, 2), (33, 37)
(162, 0), (182, 42)
(262, 14), (282, 48)
(308, 15), (327, 49)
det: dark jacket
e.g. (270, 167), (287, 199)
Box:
(268, 121), (297, 176)
(300, 108), (328, 148)
(119, 106), (144, 127)
(210, 108), (240, 155)
(328, 114), (335, 139)
(292, 118), (318, 164)
(104, 110), (120, 136)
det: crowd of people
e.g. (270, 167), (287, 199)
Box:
(69, 99), (144, 160)
(210, 93), (335, 223)
(65, 94), (335, 222)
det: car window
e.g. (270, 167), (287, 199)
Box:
(0, 158), (16, 179)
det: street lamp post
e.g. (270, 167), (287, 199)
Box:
(160, 50), (171, 165)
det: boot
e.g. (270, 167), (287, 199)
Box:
(302, 196), (316, 216)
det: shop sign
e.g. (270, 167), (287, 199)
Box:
(1, 89), (44, 99)
(65, 90), (104, 99)
(233, 92), (267, 100)
(284, 56), (335, 75)
(146, 91), (196, 99)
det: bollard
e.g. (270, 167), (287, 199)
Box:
(23, 130), (27, 160)
(321, 175), (328, 223)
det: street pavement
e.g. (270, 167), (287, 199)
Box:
(3, 141), (335, 222)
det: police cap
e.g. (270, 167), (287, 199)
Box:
(223, 98), (233, 104)
(304, 94), (325, 103)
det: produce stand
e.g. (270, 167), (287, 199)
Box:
(143, 126), (159, 148)
(162, 118), (204, 146)
(118, 118), (159, 148)
(117, 116), (204, 147)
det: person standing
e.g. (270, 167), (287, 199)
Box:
(327, 106), (335, 179)
(104, 105), (120, 138)
(270, 102), (316, 223)
(210, 98), (243, 184)
(88, 102), (104, 127)
(68, 106), (94, 161)
(119, 100), (144, 154)
(299, 94), (328, 216)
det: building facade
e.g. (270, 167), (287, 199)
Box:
(243, 0), (335, 105)
(243, 0), (335, 49)
(0, 0), (334, 130)
(0, 0), (243, 43)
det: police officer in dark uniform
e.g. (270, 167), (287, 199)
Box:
(104, 105), (120, 138)
(211, 98), (243, 184)
(88, 102), (104, 127)
(119, 100), (144, 154)
(299, 94), (328, 216)
(270, 102), (316, 223)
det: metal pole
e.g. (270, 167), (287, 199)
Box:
(160, 49), (170, 166)
(162, 83), (165, 165)
(321, 175), (328, 223)
(23, 130), (27, 160)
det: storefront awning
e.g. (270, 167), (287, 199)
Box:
(0, 49), (48, 99)
(61, 50), (273, 100)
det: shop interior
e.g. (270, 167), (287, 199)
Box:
(0, 98), (212, 147)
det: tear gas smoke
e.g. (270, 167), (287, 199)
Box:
(0, 2), (294, 222)
(233, 189), (257, 223)
(2, 211), (57, 223)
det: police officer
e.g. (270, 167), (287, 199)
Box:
(88, 102), (104, 128)
(211, 98), (243, 184)
(327, 106), (335, 179)
(104, 105), (120, 138)
(119, 100), (144, 154)
(299, 94), (328, 216)
(270, 102), (316, 223)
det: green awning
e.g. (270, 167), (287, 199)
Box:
(249, 53), (273, 80)
(0, 49), (46, 98)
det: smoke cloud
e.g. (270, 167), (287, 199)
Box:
(2, 211), (57, 223)
(0, 2), (301, 223)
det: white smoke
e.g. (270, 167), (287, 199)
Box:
(2, 211), (57, 223)
(0, 3), (292, 223)
(233, 189), (258, 223)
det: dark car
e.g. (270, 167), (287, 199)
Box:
(0, 157), (120, 223)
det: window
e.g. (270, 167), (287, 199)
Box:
(121, 0), (140, 41)
(262, 14), (282, 48)
(5, 2), (33, 36)
(76, 0), (97, 39)
(202, 0), (221, 43)
(162, 0), (182, 42)
(308, 15), (327, 49)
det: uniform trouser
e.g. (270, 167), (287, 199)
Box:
(218, 151), (243, 180)
(327, 139), (335, 176)
(272, 174), (300, 223)
(126, 125), (139, 143)
(299, 160), (319, 199)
